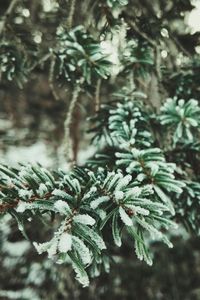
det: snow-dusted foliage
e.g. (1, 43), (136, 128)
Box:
(1, 93), (200, 286)
(160, 98), (200, 144)
(0, 156), (181, 287)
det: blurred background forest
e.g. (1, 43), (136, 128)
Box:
(1, 0), (200, 299)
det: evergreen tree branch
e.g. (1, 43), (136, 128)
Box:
(0, 163), (178, 286)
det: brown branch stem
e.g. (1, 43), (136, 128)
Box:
(67, 0), (77, 29)
(63, 81), (82, 165)
(49, 55), (60, 101)
(29, 53), (52, 72)
(95, 79), (101, 112)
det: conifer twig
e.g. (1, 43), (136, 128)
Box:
(129, 21), (162, 80)
(95, 79), (101, 112)
(155, 46), (161, 80)
(170, 34), (191, 58)
(67, 0), (77, 29)
(129, 21), (157, 48)
(49, 55), (60, 101)
(0, 0), (19, 35)
(28, 53), (52, 72)
(63, 81), (82, 164)
(61, 0), (78, 165)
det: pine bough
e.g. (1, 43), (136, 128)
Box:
(2, 96), (199, 287)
